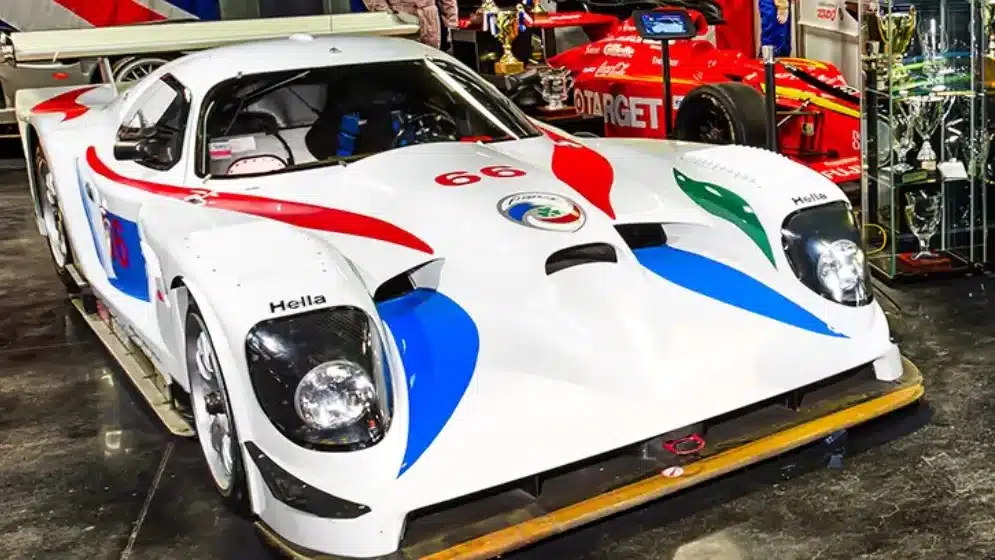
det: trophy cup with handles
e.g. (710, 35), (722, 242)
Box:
(876, 6), (917, 89)
(903, 190), (942, 260)
(537, 66), (574, 113)
(482, 1), (529, 75)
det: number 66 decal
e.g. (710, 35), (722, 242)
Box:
(435, 165), (527, 187)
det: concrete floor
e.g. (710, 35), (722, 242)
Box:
(1, 154), (994, 560)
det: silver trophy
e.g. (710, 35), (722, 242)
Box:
(917, 17), (946, 90)
(904, 191), (942, 260)
(964, 127), (994, 179)
(890, 99), (916, 173)
(906, 95), (954, 171)
(538, 66), (574, 112)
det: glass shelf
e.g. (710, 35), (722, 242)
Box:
(859, 0), (990, 281)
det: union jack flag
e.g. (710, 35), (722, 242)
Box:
(0, 0), (220, 32)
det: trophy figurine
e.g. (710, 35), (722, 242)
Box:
(876, 6), (916, 87)
(483, 2), (529, 75)
(904, 191), (942, 260)
(538, 66), (574, 112)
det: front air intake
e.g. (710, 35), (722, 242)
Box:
(615, 223), (667, 249)
(545, 243), (618, 275)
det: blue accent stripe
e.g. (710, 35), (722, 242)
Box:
(377, 289), (480, 477)
(162, 0), (221, 20)
(634, 245), (846, 338)
(106, 212), (150, 302)
(0, 18), (15, 31)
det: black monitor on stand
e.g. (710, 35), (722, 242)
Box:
(631, 9), (698, 139)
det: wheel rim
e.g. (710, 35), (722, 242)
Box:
(39, 159), (69, 268)
(114, 58), (167, 83)
(188, 314), (235, 492)
(697, 105), (734, 144)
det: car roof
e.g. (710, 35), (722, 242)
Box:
(162, 35), (439, 96)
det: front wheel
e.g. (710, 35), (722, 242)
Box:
(672, 83), (769, 149)
(35, 145), (79, 293)
(186, 301), (252, 516)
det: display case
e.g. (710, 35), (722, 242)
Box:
(859, 0), (991, 281)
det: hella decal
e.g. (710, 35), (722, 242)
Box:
(791, 192), (830, 206)
(269, 295), (328, 314)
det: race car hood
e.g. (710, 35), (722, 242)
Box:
(238, 138), (890, 509)
(243, 136), (713, 288)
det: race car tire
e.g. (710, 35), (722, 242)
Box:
(672, 83), (769, 149)
(186, 301), (252, 517)
(112, 56), (172, 83)
(34, 145), (80, 294)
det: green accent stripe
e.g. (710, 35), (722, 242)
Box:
(674, 169), (777, 268)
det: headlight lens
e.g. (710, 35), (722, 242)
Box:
(294, 360), (377, 430)
(815, 239), (868, 304)
(782, 201), (872, 306)
(245, 306), (392, 451)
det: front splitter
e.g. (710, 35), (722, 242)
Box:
(257, 357), (924, 560)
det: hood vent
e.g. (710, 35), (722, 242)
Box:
(545, 243), (618, 275)
(615, 223), (667, 249)
(373, 258), (444, 303)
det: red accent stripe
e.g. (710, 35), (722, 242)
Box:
(85, 147), (434, 254)
(541, 128), (617, 219)
(32, 86), (98, 121)
(54, 0), (166, 27)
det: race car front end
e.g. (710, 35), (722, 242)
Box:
(228, 141), (924, 559)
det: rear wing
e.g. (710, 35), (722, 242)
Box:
(0, 12), (419, 64)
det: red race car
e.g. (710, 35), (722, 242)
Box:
(526, 0), (862, 188)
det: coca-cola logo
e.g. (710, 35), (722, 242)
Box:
(603, 43), (635, 58)
(594, 61), (630, 77)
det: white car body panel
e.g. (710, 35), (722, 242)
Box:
(18, 34), (905, 558)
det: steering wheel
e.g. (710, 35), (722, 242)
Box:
(392, 112), (460, 148)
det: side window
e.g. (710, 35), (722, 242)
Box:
(116, 75), (191, 171)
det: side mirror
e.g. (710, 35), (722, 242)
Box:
(113, 139), (148, 162)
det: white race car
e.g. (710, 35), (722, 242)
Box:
(7, 16), (923, 560)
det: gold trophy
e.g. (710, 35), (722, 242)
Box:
(483, 2), (526, 75)
(876, 6), (916, 87)
(983, 1), (995, 89)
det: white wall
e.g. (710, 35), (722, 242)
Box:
(796, 0), (861, 85)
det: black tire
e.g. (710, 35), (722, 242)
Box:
(672, 82), (769, 149)
(34, 145), (80, 294)
(185, 300), (252, 517)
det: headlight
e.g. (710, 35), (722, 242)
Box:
(782, 201), (872, 306)
(294, 360), (376, 430)
(245, 306), (392, 451)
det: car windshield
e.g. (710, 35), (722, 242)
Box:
(199, 58), (541, 178)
